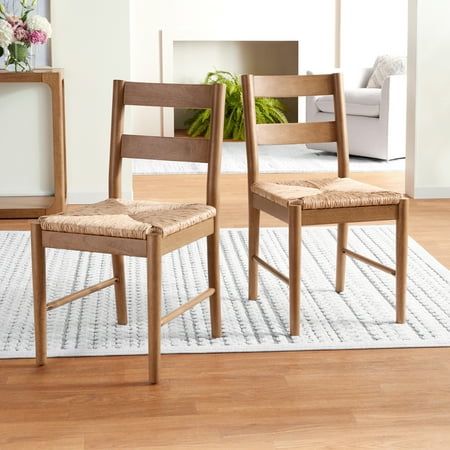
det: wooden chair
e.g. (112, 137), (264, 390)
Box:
(31, 80), (226, 384)
(241, 73), (408, 336)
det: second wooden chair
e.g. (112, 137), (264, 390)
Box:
(242, 73), (408, 336)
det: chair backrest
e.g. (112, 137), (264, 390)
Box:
(109, 80), (226, 208)
(241, 73), (350, 187)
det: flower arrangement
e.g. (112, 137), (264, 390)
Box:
(0, 0), (52, 71)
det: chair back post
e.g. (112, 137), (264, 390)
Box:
(109, 80), (126, 199)
(242, 74), (260, 188)
(206, 83), (226, 209)
(333, 73), (350, 178)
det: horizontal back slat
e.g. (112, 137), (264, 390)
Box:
(121, 135), (210, 163)
(256, 121), (337, 145)
(124, 82), (214, 108)
(253, 74), (335, 98)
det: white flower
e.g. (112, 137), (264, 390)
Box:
(0, 19), (14, 48)
(27, 15), (52, 38)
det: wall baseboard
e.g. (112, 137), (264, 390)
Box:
(67, 191), (133, 205)
(413, 186), (450, 199)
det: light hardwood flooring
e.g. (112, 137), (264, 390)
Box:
(0, 172), (449, 449)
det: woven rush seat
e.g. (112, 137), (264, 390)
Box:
(39, 199), (216, 239)
(251, 177), (401, 209)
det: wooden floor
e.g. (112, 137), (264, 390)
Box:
(1, 172), (450, 449)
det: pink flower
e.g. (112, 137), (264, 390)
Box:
(6, 15), (24, 29)
(14, 25), (29, 42)
(28, 30), (47, 45)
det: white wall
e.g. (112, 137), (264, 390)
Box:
(406, 0), (450, 198)
(340, 0), (408, 68)
(173, 41), (298, 85)
(51, 0), (132, 203)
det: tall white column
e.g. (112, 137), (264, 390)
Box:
(51, 0), (132, 203)
(406, 0), (450, 198)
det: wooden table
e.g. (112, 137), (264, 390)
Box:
(0, 69), (67, 218)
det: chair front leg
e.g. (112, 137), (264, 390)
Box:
(396, 198), (409, 323)
(336, 223), (348, 293)
(207, 219), (221, 338)
(147, 234), (162, 384)
(112, 255), (128, 325)
(288, 206), (302, 336)
(248, 206), (261, 300)
(31, 222), (47, 366)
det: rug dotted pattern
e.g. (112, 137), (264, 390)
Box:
(0, 227), (448, 358)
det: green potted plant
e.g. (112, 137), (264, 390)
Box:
(185, 70), (288, 140)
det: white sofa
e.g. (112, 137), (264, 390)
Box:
(306, 68), (407, 160)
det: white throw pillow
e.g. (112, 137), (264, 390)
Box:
(367, 55), (406, 88)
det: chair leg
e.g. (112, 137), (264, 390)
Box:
(112, 255), (128, 325)
(147, 234), (162, 384)
(248, 206), (260, 300)
(336, 223), (348, 293)
(288, 206), (302, 336)
(396, 198), (409, 324)
(207, 220), (221, 338)
(31, 222), (47, 366)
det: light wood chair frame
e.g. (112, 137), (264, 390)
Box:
(242, 73), (408, 336)
(31, 80), (226, 384)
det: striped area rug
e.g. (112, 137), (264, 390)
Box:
(0, 226), (448, 358)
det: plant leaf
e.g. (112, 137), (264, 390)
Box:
(185, 70), (288, 139)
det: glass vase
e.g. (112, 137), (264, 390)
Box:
(5, 43), (33, 72)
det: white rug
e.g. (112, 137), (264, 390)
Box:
(0, 226), (448, 359)
(133, 142), (405, 174)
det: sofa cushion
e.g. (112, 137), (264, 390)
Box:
(315, 88), (381, 118)
(367, 55), (406, 88)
